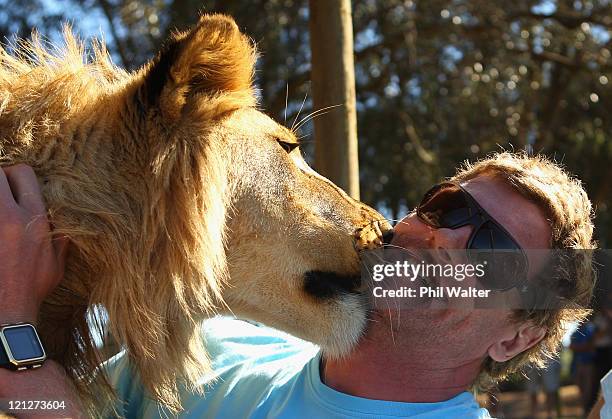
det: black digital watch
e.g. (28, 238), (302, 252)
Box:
(0, 323), (47, 371)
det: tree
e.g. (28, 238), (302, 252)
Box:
(309, 0), (360, 199)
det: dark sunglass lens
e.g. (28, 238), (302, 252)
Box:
(418, 184), (471, 228)
(491, 251), (528, 290)
(439, 207), (472, 227)
(489, 227), (520, 250)
(469, 227), (493, 250)
(469, 223), (520, 251)
(470, 223), (527, 291)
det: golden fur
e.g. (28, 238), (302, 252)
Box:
(0, 15), (389, 415)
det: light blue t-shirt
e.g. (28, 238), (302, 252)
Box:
(106, 317), (491, 418)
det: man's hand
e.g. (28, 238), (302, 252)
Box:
(0, 164), (68, 324)
(0, 165), (83, 417)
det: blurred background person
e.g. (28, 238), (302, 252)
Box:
(571, 317), (598, 413)
(526, 359), (562, 419)
(593, 304), (612, 391)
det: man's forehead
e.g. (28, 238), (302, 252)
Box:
(461, 174), (552, 250)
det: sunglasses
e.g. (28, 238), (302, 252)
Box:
(416, 181), (529, 292)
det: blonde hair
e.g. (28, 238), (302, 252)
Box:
(451, 151), (596, 388)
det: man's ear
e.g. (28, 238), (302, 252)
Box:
(488, 323), (546, 362)
(139, 14), (256, 121)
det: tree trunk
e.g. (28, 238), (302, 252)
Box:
(308, 0), (360, 199)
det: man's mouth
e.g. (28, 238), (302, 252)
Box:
(303, 271), (361, 299)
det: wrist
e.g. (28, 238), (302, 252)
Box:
(0, 309), (38, 325)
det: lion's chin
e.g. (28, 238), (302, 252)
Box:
(313, 291), (369, 359)
(299, 271), (368, 358)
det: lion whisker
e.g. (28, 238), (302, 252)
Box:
(293, 104), (343, 132)
(290, 87), (309, 132)
(284, 82), (289, 125)
(294, 110), (333, 132)
(293, 110), (334, 133)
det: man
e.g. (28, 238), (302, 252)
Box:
(0, 152), (596, 418)
(571, 318), (598, 413)
(526, 360), (561, 418)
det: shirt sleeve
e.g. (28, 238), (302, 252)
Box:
(602, 369), (612, 419)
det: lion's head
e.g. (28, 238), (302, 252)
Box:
(221, 107), (388, 355)
(0, 14), (391, 414)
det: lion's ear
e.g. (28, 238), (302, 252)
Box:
(140, 14), (256, 120)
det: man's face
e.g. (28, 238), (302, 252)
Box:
(368, 173), (551, 364)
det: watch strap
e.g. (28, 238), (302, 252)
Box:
(0, 336), (10, 367)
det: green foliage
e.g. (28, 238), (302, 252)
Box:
(2, 0), (610, 243)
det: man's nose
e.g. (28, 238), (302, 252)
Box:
(390, 213), (474, 250)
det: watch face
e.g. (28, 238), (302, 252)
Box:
(2, 325), (44, 361)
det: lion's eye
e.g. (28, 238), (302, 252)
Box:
(277, 139), (299, 153)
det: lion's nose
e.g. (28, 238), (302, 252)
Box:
(382, 229), (394, 245)
(354, 219), (394, 251)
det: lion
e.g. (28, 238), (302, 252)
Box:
(0, 13), (392, 415)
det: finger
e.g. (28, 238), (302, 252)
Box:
(0, 166), (18, 211)
(3, 164), (46, 216)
